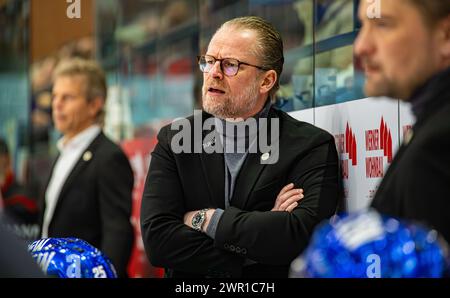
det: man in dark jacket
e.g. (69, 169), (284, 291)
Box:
(355, 0), (450, 242)
(141, 16), (340, 278)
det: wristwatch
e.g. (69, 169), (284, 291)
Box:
(192, 208), (209, 232)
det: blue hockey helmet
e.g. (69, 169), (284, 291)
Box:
(290, 209), (449, 278)
(28, 238), (117, 278)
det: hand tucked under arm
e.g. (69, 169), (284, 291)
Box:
(271, 183), (304, 212)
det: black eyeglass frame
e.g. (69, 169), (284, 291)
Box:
(197, 55), (269, 77)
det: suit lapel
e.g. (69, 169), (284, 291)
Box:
(231, 107), (279, 209)
(231, 152), (268, 209)
(200, 151), (226, 209)
(199, 112), (226, 209)
(52, 133), (103, 217)
(39, 154), (60, 226)
(198, 107), (280, 209)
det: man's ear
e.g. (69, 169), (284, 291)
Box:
(88, 97), (105, 119)
(260, 70), (277, 94)
(438, 15), (450, 61)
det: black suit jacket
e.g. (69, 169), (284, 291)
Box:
(372, 68), (450, 243)
(39, 132), (134, 277)
(141, 107), (340, 277)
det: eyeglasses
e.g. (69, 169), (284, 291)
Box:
(197, 55), (268, 77)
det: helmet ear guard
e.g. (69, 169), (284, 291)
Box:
(290, 209), (450, 278)
(28, 238), (117, 278)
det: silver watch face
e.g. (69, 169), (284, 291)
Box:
(192, 211), (205, 230)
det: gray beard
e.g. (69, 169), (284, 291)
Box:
(202, 81), (259, 119)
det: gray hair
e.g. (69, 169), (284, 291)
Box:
(53, 58), (107, 123)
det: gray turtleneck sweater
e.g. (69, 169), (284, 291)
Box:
(205, 100), (271, 239)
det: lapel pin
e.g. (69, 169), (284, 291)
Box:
(203, 136), (216, 149)
(83, 151), (92, 162)
(261, 152), (270, 162)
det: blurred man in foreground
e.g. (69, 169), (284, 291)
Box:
(355, 0), (450, 242)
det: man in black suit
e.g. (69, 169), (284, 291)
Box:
(141, 16), (340, 277)
(356, 1), (450, 242)
(40, 58), (134, 277)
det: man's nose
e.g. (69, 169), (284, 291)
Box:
(52, 96), (62, 110)
(209, 61), (224, 80)
(354, 26), (375, 59)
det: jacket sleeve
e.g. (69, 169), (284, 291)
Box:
(98, 148), (134, 277)
(140, 126), (244, 277)
(214, 134), (340, 265)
